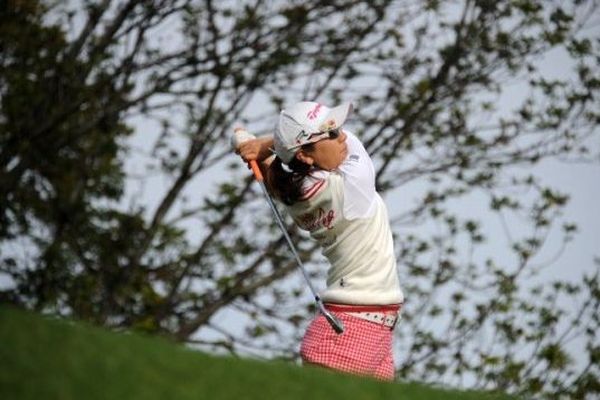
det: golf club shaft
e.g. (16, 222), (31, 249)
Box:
(249, 160), (344, 334)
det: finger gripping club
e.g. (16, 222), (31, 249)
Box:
(232, 129), (264, 181)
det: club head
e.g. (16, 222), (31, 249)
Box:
(323, 310), (345, 334)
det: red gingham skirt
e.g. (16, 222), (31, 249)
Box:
(300, 304), (400, 381)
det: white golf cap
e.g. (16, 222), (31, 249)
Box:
(274, 101), (353, 163)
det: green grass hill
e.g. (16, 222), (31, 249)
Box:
(0, 306), (514, 399)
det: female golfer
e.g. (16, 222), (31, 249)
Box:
(235, 101), (404, 381)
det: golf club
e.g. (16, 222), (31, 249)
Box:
(233, 129), (345, 334)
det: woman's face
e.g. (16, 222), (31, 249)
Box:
(296, 129), (348, 170)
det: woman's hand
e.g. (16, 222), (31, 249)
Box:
(236, 138), (263, 163)
(233, 127), (275, 164)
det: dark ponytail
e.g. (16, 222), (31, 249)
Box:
(267, 151), (313, 206)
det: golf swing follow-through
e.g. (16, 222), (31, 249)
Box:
(234, 101), (404, 381)
(232, 128), (345, 334)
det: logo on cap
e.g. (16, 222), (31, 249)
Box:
(294, 130), (307, 144)
(307, 103), (322, 120)
(319, 119), (337, 131)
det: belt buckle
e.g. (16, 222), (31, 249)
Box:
(390, 314), (398, 330)
(390, 305), (404, 330)
(389, 309), (402, 330)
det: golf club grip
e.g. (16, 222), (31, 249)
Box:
(249, 160), (264, 182)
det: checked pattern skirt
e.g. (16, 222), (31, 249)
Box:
(300, 309), (398, 381)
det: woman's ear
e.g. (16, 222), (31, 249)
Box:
(295, 150), (314, 166)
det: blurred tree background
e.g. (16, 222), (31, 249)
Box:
(1, 0), (599, 398)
